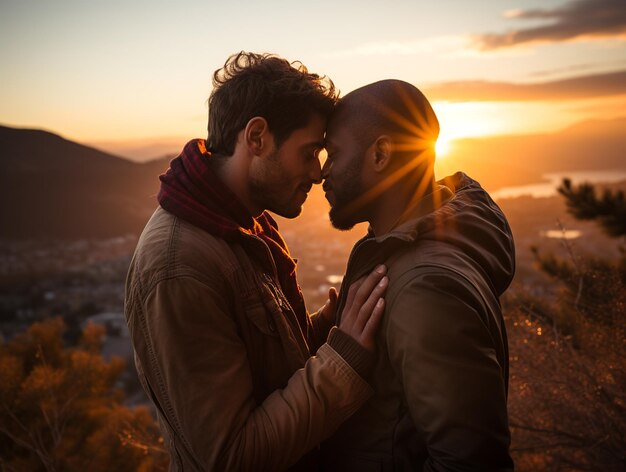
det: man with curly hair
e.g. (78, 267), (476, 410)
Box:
(125, 52), (388, 470)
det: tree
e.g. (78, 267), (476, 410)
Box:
(0, 318), (168, 472)
(508, 180), (626, 471)
(558, 178), (626, 237)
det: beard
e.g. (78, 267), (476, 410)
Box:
(328, 156), (366, 231)
(249, 149), (305, 219)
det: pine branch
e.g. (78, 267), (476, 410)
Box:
(558, 179), (626, 237)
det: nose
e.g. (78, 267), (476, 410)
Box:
(310, 156), (323, 184)
(321, 157), (332, 180)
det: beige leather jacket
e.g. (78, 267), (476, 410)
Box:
(124, 207), (372, 471)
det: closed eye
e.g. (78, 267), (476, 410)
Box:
(305, 147), (322, 161)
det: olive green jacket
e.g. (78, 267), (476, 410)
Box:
(321, 173), (515, 471)
(124, 207), (373, 471)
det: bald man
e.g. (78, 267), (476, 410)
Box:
(320, 80), (515, 471)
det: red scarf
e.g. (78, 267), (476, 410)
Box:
(158, 139), (307, 331)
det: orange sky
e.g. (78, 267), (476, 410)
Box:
(1, 0), (625, 159)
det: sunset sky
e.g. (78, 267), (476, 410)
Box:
(1, 0), (625, 159)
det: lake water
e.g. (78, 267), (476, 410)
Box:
(491, 170), (626, 200)
(541, 229), (583, 240)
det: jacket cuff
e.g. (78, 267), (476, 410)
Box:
(327, 327), (375, 381)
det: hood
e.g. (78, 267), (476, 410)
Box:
(411, 172), (515, 296)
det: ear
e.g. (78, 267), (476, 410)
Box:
(244, 117), (270, 156)
(371, 135), (393, 172)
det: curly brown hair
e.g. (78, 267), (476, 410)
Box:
(207, 52), (339, 155)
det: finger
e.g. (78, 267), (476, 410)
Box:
(320, 299), (333, 321)
(343, 277), (365, 316)
(355, 275), (388, 331)
(320, 287), (338, 322)
(328, 287), (338, 304)
(324, 286), (338, 311)
(361, 298), (386, 346)
(352, 265), (387, 313)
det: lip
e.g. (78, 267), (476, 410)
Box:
(296, 185), (312, 204)
(323, 185), (335, 204)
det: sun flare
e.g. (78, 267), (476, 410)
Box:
(431, 100), (510, 160)
(435, 135), (452, 159)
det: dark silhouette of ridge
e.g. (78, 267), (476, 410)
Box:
(2, 117), (625, 240)
(0, 125), (170, 239)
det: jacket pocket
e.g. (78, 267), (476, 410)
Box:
(245, 302), (279, 337)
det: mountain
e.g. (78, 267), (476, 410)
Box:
(86, 136), (186, 163)
(1, 117), (625, 240)
(0, 125), (170, 239)
(435, 117), (626, 191)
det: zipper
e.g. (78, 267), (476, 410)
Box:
(244, 232), (296, 317)
(244, 232), (312, 357)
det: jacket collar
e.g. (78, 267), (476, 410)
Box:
(341, 172), (515, 301)
(366, 184), (454, 244)
(338, 185), (453, 291)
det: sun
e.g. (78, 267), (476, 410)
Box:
(432, 100), (530, 161)
(435, 135), (452, 158)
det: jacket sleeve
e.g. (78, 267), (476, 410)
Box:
(139, 275), (372, 471)
(385, 270), (513, 472)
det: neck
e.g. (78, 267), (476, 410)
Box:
(210, 150), (263, 217)
(369, 173), (435, 236)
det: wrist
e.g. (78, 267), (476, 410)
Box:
(327, 327), (376, 381)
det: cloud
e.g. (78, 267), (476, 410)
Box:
(424, 70), (626, 102)
(529, 60), (626, 78)
(474, 0), (626, 50)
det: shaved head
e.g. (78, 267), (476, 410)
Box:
(323, 79), (440, 233)
(330, 79), (440, 162)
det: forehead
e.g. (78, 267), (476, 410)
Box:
(326, 112), (357, 149)
(284, 113), (326, 146)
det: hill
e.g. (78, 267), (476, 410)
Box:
(1, 117), (625, 240)
(0, 126), (169, 239)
